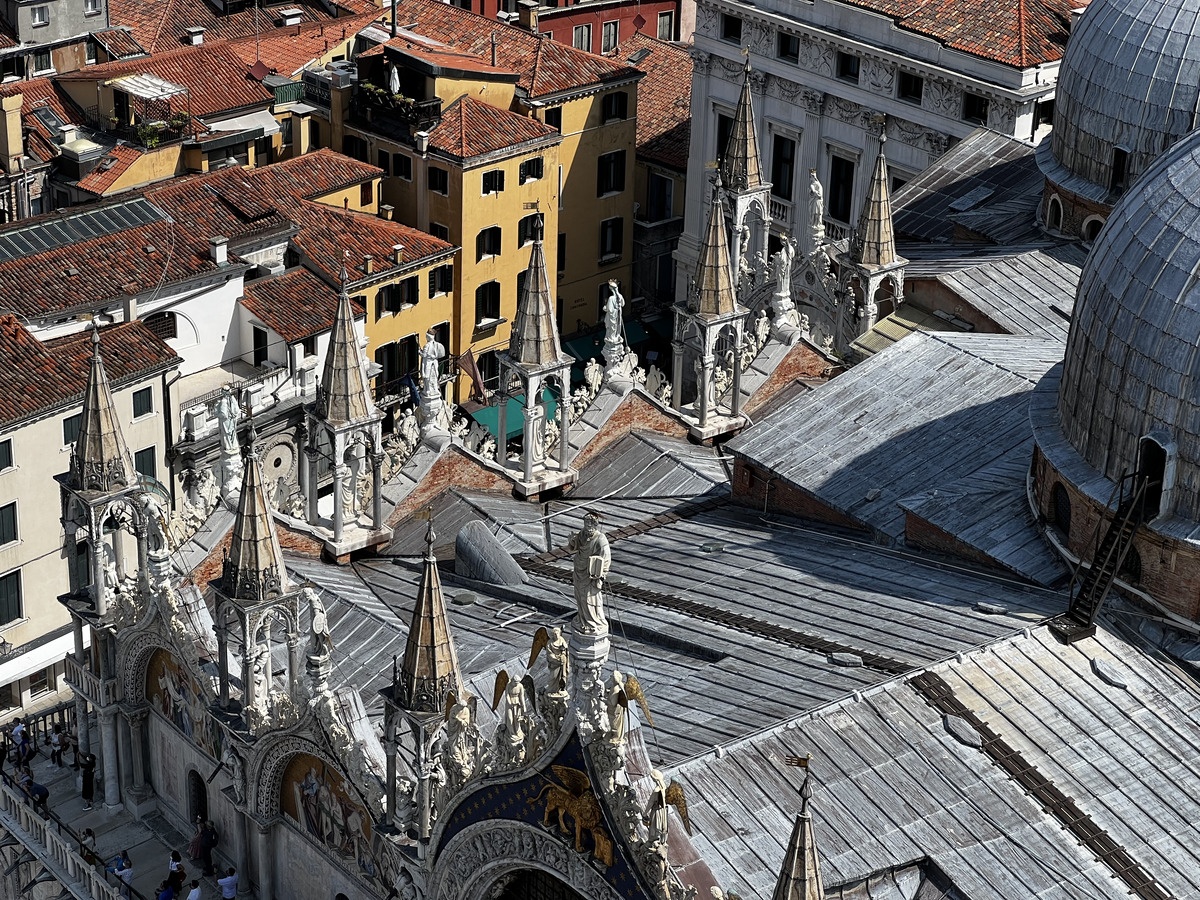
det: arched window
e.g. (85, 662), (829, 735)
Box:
(144, 311), (177, 341)
(1047, 196), (1062, 231)
(1052, 482), (1071, 537)
(1082, 217), (1105, 242)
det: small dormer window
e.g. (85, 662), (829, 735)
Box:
(1111, 148), (1129, 192)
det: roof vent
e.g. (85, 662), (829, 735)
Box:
(829, 652), (863, 668)
(278, 7), (303, 25)
(64, 267), (80, 277)
(185, 26), (205, 45)
(1091, 657), (1128, 689)
(944, 714), (983, 748)
(144, 244), (157, 254)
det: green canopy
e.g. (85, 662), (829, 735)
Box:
(470, 386), (558, 440)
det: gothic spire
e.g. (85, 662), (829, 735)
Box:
(722, 62), (765, 193)
(851, 134), (899, 269)
(691, 177), (739, 318)
(221, 418), (290, 604)
(317, 266), (376, 427)
(772, 767), (825, 900)
(69, 324), (139, 494)
(508, 237), (566, 368)
(398, 517), (464, 719)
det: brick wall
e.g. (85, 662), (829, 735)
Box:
(569, 391), (689, 473)
(387, 445), (512, 526)
(1041, 178), (1111, 240)
(1032, 445), (1200, 621)
(730, 458), (866, 531)
(904, 512), (1007, 572)
(744, 340), (831, 419)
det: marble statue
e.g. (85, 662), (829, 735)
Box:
(567, 513), (610, 634)
(808, 169), (825, 248)
(439, 698), (484, 804)
(419, 330), (445, 401)
(223, 745), (247, 804)
(584, 358), (603, 397)
(605, 670), (628, 745)
(214, 386), (240, 457)
(771, 233), (796, 296)
(754, 309), (771, 350)
(693, 358), (716, 410)
(646, 365), (670, 404)
(546, 626), (569, 695)
(306, 588), (333, 660)
(604, 282), (625, 350)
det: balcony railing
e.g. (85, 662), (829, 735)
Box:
(824, 218), (850, 243)
(272, 80), (304, 107)
(351, 88), (442, 130)
(770, 197), (792, 224)
(64, 657), (117, 709)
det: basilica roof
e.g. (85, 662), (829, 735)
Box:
(1057, 128), (1200, 522)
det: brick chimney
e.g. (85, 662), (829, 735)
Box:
(517, 0), (538, 33)
(0, 94), (22, 175)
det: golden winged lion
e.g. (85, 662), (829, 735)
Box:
(529, 765), (615, 867)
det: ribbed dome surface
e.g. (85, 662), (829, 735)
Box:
(1049, 0), (1200, 194)
(1058, 129), (1200, 519)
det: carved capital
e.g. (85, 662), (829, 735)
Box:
(688, 47), (710, 75)
(801, 88), (824, 115)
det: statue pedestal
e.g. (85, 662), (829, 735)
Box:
(419, 392), (451, 434)
(569, 627), (610, 743)
(770, 292), (802, 345)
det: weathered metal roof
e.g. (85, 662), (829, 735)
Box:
(892, 129), (1043, 245)
(1058, 128), (1200, 521)
(729, 332), (1062, 546)
(690, 183), (742, 318)
(221, 425), (291, 603)
(673, 622), (1200, 899)
(1046, 0), (1200, 199)
(317, 282), (376, 427)
(935, 245), (1085, 342)
(506, 239), (569, 369)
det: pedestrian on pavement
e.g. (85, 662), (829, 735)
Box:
(79, 827), (98, 866)
(49, 724), (65, 768)
(167, 850), (186, 893)
(106, 851), (133, 899)
(80, 752), (96, 811)
(199, 820), (219, 876)
(186, 880), (202, 900)
(188, 816), (203, 862)
(217, 867), (238, 899)
(156, 881), (174, 900)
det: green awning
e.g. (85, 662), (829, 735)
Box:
(470, 386), (558, 439)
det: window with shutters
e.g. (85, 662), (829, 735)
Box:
(0, 571), (20, 626)
(0, 502), (16, 546)
(134, 447), (156, 480)
(597, 150), (625, 196)
(133, 387), (153, 418)
(482, 169), (505, 195)
(429, 166), (449, 194)
(599, 217), (623, 261)
(429, 264), (453, 296)
(62, 413), (81, 446)
(475, 281), (501, 325)
(519, 156), (544, 183)
(602, 91), (628, 123)
(518, 213), (542, 247)
(476, 226), (502, 260)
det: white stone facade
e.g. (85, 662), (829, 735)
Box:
(677, 0), (1062, 292)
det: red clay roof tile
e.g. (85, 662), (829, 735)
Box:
(225, 12), (382, 76)
(427, 94), (557, 160)
(241, 268), (362, 343)
(0, 316), (178, 428)
(76, 144), (145, 195)
(621, 33), (691, 172)
(91, 27), (149, 60)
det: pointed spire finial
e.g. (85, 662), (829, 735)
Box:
(722, 62), (765, 192)
(90, 322), (101, 358)
(774, 753), (824, 900)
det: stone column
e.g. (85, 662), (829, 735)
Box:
(670, 340), (685, 412)
(698, 354), (713, 427)
(128, 710), (148, 794)
(497, 384), (509, 465)
(731, 331), (744, 419)
(415, 722), (433, 842)
(241, 627), (254, 728)
(332, 465), (347, 541)
(217, 623), (230, 708)
(286, 634), (301, 702)
(522, 399), (538, 484)
(72, 616), (91, 756)
(557, 375), (570, 472)
(235, 812), (252, 895)
(304, 444), (320, 527)
(133, 523), (150, 598)
(383, 710), (397, 826)
(254, 824), (273, 900)
(88, 509), (107, 617)
(98, 706), (122, 809)
(116, 712), (133, 796)
(370, 451), (384, 530)
(296, 420), (309, 515)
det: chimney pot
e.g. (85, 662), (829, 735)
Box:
(392, 244), (403, 265)
(491, 32), (498, 67)
(379, 204), (394, 221)
(210, 235), (229, 265)
(517, 0), (538, 33)
(185, 26), (205, 45)
(364, 254), (373, 275)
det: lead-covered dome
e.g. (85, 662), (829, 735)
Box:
(1058, 128), (1200, 519)
(1047, 0), (1200, 196)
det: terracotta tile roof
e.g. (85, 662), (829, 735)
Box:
(76, 144), (145, 195)
(427, 94), (557, 160)
(840, 0), (1075, 67)
(359, 34), (517, 78)
(288, 199), (454, 283)
(0, 216), (225, 317)
(0, 77), (86, 158)
(0, 316), (178, 428)
(57, 43), (273, 118)
(241, 267), (363, 343)
(621, 33), (691, 172)
(142, 167), (295, 257)
(245, 148), (384, 200)
(401, 0), (641, 97)
(225, 11), (382, 76)
(109, 0), (375, 54)
(92, 27), (149, 60)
